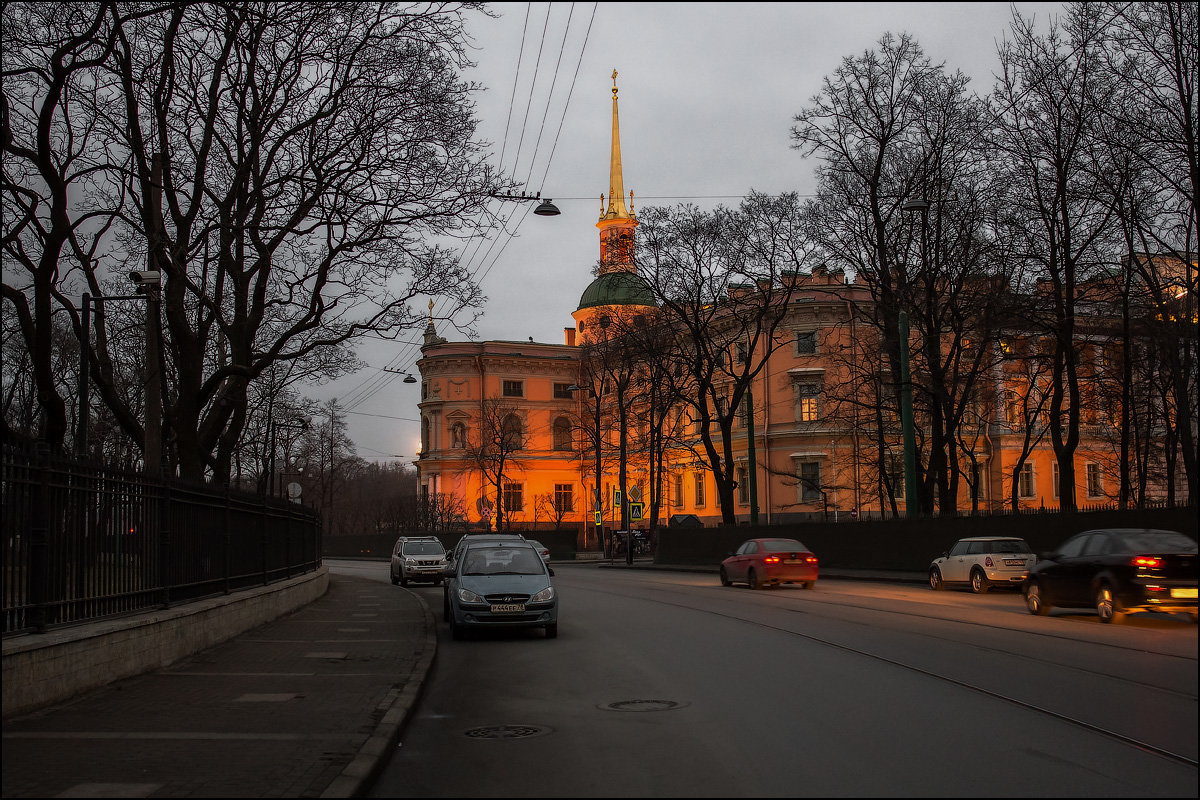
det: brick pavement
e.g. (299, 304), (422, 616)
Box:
(1, 572), (436, 799)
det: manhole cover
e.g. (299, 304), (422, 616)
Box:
(600, 700), (687, 712)
(463, 724), (551, 740)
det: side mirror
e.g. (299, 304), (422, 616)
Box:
(725, 552), (734, 558)
(942, 551), (949, 559)
(548, 567), (555, 577)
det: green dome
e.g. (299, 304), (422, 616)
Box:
(577, 271), (657, 311)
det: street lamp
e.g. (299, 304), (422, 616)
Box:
(268, 418), (308, 496)
(898, 197), (929, 518)
(490, 191), (562, 217)
(76, 282), (158, 460)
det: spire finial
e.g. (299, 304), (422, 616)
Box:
(427, 299), (434, 322)
(604, 69), (631, 221)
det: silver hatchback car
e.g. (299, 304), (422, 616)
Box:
(929, 536), (1036, 593)
(443, 541), (558, 639)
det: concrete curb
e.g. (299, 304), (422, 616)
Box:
(321, 589), (438, 799)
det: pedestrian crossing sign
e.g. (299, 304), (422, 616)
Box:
(630, 502), (644, 521)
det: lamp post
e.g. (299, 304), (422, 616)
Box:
(76, 290), (152, 458)
(268, 418), (308, 497)
(899, 197), (928, 518)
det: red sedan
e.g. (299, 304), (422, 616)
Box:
(720, 538), (819, 590)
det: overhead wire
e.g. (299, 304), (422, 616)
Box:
(343, 3), (594, 413)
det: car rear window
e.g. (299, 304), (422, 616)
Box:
(762, 539), (807, 553)
(403, 542), (444, 555)
(1113, 531), (1197, 553)
(988, 540), (1032, 554)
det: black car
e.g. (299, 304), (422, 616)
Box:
(1022, 528), (1198, 623)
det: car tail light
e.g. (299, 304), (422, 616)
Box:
(985, 557), (994, 567)
(805, 556), (818, 563)
(1132, 556), (1162, 568)
(764, 556), (781, 563)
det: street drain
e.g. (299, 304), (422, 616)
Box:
(463, 724), (551, 740)
(601, 700), (687, 712)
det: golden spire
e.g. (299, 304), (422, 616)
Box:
(604, 69), (632, 221)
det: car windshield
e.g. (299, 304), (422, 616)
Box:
(461, 548), (545, 576)
(403, 542), (443, 556)
(762, 539), (807, 553)
(987, 540), (1032, 554)
(1113, 531), (1197, 553)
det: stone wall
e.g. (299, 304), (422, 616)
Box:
(2, 567), (329, 718)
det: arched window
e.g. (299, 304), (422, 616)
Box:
(552, 416), (573, 451)
(501, 414), (523, 450)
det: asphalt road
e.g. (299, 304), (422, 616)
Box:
(348, 562), (1198, 798)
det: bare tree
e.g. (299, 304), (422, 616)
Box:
(465, 397), (526, 531)
(637, 193), (813, 523)
(4, 2), (503, 482)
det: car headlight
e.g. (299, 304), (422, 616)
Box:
(456, 587), (484, 603)
(530, 586), (555, 603)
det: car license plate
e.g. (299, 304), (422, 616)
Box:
(1170, 588), (1197, 599)
(783, 559), (802, 564)
(489, 603), (526, 613)
(1004, 559), (1026, 566)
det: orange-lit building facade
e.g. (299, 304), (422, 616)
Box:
(413, 75), (1187, 533)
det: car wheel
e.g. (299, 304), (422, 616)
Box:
(450, 614), (466, 640)
(433, 577), (443, 586)
(719, 567), (731, 587)
(929, 567), (944, 591)
(970, 568), (990, 594)
(390, 570), (399, 586)
(545, 623), (558, 639)
(1095, 583), (1125, 623)
(748, 568), (759, 590)
(399, 574), (408, 587)
(443, 598), (449, 623)
(1024, 580), (1051, 615)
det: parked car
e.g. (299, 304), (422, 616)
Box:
(525, 539), (551, 563)
(443, 540), (558, 639)
(928, 537), (1036, 593)
(1022, 528), (1198, 623)
(720, 538), (818, 590)
(448, 533), (528, 569)
(390, 536), (448, 586)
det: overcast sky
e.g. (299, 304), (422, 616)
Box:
(320, 1), (1067, 465)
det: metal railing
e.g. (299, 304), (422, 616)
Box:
(2, 444), (321, 636)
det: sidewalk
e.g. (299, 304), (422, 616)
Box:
(1, 571), (436, 799)
(1, 561), (922, 798)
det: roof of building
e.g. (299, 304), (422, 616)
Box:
(577, 270), (657, 311)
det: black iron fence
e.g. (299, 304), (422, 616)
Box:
(2, 444), (322, 636)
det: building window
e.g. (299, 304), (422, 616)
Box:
(795, 330), (817, 355)
(970, 462), (986, 502)
(1086, 462), (1103, 498)
(554, 383), (574, 399)
(501, 414), (523, 449)
(888, 455), (904, 499)
(503, 380), (524, 397)
(694, 472), (706, 507)
(1005, 390), (1021, 426)
(672, 474), (684, 508)
(554, 483), (573, 513)
(737, 466), (749, 505)
(1018, 463), (1035, 498)
(794, 381), (821, 422)
(1052, 462), (1060, 499)
(798, 461), (821, 502)
(552, 416), (573, 451)
(735, 342), (748, 364)
(503, 482), (524, 512)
